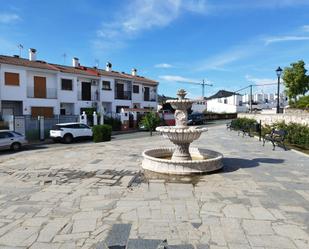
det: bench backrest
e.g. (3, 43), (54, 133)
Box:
(271, 129), (287, 140)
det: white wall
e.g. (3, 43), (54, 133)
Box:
(100, 76), (114, 102)
(207, 95), (247, 113)
(0, 64), (27, 101)
(58, 74), (78, 103)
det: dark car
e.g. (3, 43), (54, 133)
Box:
(187, 113), (206, 125)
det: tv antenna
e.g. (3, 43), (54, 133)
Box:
(62, 53), (67, 65)
(17, 44), (24, 57)
(95, 59), (99, 68)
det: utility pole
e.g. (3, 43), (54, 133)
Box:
(202, 79), (213, 98)
(250, 84), (253, 113)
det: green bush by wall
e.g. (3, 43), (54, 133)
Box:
(92, 125), (112, 142)
(230, 118), (257, 130)
(272, 121), (309, 149)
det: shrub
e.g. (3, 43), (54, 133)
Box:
(104, 116), (122, 131)
(26, 129), (39, 141)
(289, 95), (309, 109)
(92, 124), (112, 142)
(140, 112), (161, 136)
(264, 121), (309, 149)
(230, 118), (257, 130)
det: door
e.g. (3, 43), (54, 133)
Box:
(144, 87), (150, 101)
(14, 116), (26, 135)
(82, 82), (91, 101)
(116, 83), (124, 99)
(34, 76), (46, 98)
(31, 107), (54, 118)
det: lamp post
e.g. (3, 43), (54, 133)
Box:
(276, 66), (283, 114)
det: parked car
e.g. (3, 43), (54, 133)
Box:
(187, 113), (206, 125)
(0, 130), (28, 151)
(50, 123), (93, 143)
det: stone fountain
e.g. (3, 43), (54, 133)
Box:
(142, 89), (223, 175)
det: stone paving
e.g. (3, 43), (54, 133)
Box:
(0, 124), (308, 249)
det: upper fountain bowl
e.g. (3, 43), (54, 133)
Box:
(166, 99), (194, 110)
(156, 126), (207, 144)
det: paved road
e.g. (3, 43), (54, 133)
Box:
(0, 124), (308, 249)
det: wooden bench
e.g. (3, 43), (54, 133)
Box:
(263, 129), (287, 150)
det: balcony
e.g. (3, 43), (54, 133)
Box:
(144, 96), (157, 102)
(78, 91), (98, 101)
(27, 87), (57, 99)
(115, 91), (131, 100)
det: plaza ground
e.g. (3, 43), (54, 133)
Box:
(0, 124), (308, 249)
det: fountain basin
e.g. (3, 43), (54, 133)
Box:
(142, 147), (223, 175)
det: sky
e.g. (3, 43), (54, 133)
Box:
(1, 0), (309, 98)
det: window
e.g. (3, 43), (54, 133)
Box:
(0, 132), (14, 139)
(5, 72), (20, 86)
(79, 124), (90, 129)
(224, 99), (227, 104)
(61, 79), (73, 90)
(133, 85), (139, 93)
(102, 81), (111, 90)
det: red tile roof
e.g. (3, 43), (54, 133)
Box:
(0, 54), (158, 85)
(0, 55), (59, 71)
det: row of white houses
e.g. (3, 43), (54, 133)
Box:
(0, 49), (158, 118)
(191, 90), (288, 113)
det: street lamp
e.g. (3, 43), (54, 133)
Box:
(276, 66), (283, 114)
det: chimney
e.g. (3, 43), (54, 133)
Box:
(29, 48), (36, 61)
(72, 57), (79, 67)
(106, 62), (112, 72)
(131, 68), (137, 76)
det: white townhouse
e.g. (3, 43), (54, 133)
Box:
(0, 49), (158, 118)
(206, 90), (247, 113)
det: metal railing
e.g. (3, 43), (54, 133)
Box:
(27, 87), (57, 99)
(115, 90), (132, 100)
(77, 91), (98, 101)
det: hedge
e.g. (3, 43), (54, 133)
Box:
(230, 118), (257, 130)
(231, 118), (309, 150)
(271, 121), (309, 149)
(92, 124), (112, 142)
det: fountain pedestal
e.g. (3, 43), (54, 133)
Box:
(142, 89), (223, 175)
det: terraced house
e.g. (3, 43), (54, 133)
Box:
(0, 49), (158, 118)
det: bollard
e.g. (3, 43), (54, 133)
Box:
(93, 111), (98, 126)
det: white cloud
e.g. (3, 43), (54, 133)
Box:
(245, 75), (280, 93)
(0, 13), (20, 24)
(197, 42), (259, 71)
(154, 63), (173, 68)
(302, 25), (309, 32)
(159, 75), (201, 83)
(94, 0), (208, 52)
(245, 75), (276, 85)
(264, 36), (309, 45)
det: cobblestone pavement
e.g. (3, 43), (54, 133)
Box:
(0, 125), (308, 249)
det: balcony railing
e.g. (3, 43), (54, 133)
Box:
(115, 91), (131, 100)
(27, 87), (57, 99)
(77, 91), (98, 101)
(144, 96), (157, 102)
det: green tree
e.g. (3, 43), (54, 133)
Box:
(282, 60), (309, 102)
(140, 112), (161, 136)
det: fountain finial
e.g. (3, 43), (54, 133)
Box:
(177, 89), (187, 100)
